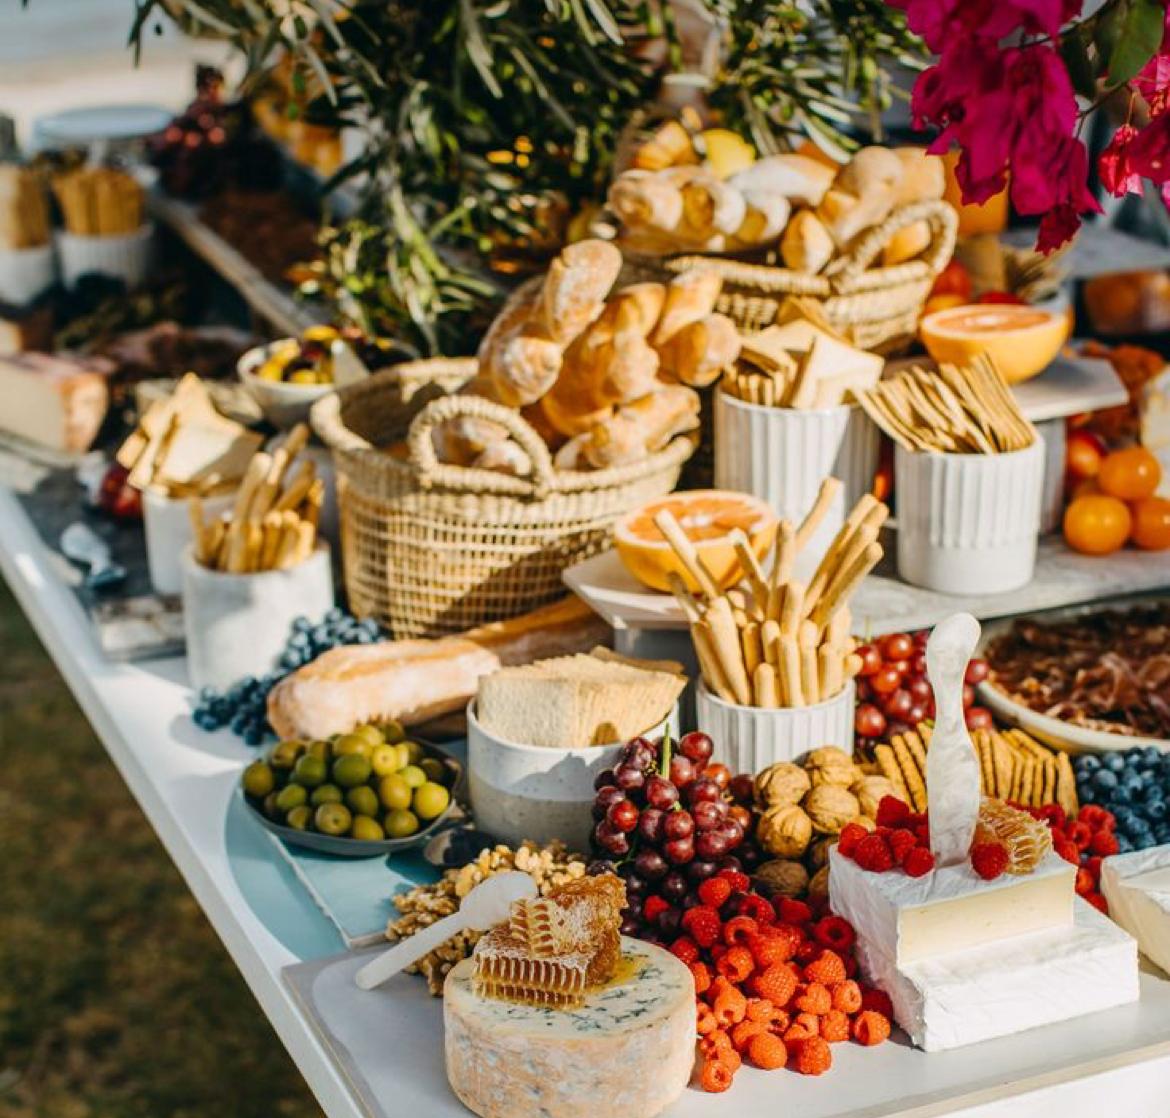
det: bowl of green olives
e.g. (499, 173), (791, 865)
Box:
(238, 720), (463, 857)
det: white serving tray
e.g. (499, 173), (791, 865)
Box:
(284, 948), (1170, 1118)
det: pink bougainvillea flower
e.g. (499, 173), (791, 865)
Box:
(1134, 8), (1170, 116)
(1099, 124), (1144, 196)
(1037, 203), (1084, 253)
(890, 0), (1080, 52)
(1126, 111), (1170, 186)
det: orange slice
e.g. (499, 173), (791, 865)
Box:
(919, 303), (1069, 386)
(614, 490), (778, 593)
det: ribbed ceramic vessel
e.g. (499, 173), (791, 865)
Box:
(143, 487), (236, 596)
(57, 223), (153, 290)
(695, 680), (855, 771)
(0, 243), (55, 304)
(1035, 418), (1066, 535)
(714, 390), (878, 577)
(895, 438), (1044, 595)
(466, 701), (676, 851)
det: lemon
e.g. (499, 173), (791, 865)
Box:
(699, 128), (755, 178)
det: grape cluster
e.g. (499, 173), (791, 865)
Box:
(191, 608), (382, 744)
(1074, 747), (1170, 852)
(588, 731), (761, 941)
(853, 630), (991, 749)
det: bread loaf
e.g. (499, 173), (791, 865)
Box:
(781, 210), (834, 274)
(632, 120), (698, 171)
(732, 191), (790, 249)
(892, 147), (945, 205)
(539, 239), (622, 344)
(729, 154), (835, 207)
(266, 597), (612, 739)
(652, 271), (723, 346)
(881, 220), (932, 266)
(817, 146), (904, 246)
(656, 313), (741, 387)
(679, 174), (747, 239)
(609, 172), (685, 235)
(585, 385), (700, 468)
(431, 414), (511, 467)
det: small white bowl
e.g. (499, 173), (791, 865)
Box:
(56, 223), (153, 290)
(143, 486), (236, 596)
(695, 679), (856, 772)
(466, 699), (676, 852)
(182, 542), (333, 691)
(0, 242), (56, 305)
(238, 342), (334, 430)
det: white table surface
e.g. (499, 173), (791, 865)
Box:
(4, 481), (1170, 1118)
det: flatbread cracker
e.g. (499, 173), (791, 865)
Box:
(875, 744), (911, 805)
(893, 737), (927, 811)
(1055, 751), (1078, 817)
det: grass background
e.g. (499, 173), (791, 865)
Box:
(0, 577), (324, 1118)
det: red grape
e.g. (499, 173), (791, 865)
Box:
(620, 917), (641, 937)
(871, 665), (902, 695)
(728, 804), (753, 831)
(882, 633), (914, 661)
(593, 785), (625, 820)
(663, 836), (695, 865)
(657, 906), (682, 937)
(907, 676), (933, 703)
(962, 683), (975, 709)
(705, 763), (732, 791)
(692, 801), (724, 831)
(678, 731), (714, 768)
(686, 778), (721, 806)
(696, 830), (730, 860)
(621, 737), (656, 770)
(634, 848), (668, 881)
(668, 754), (696, 787)
(855, 703), (886, 738)
(716, 855), (743, 874)
(965, 659), (990, 685)
(594, 768), (616, 791)
(856, 644), (882, 676)
(645, 775), (679, 810)
(661, 872), (688, 902)
(595, 821), (630, 856)
(637, 807), (665, 843)
(729, 774), (755, 804)
(663, 810), (695, 840)
(884, 688), (913, 720)
(965, 707), (993, 731)
(910, 653), (928, 676)
(687, 860), (718, 882)
(608, 798), (639, 833)
(615, 764), (645, 793)
(717, 818), (745, 849)
(906, 705), (927, 726)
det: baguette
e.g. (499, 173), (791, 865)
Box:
(267, 597), (611, 740)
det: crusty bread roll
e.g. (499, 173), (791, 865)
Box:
(781, 210), (835, 273)
(729, 155), (835, 207)
(833, 146), (904, 199)
(609, 172), (685, 235)
(472, 439), (532, 478)
(539, 238), (622, 345)
(601, 332), (661, 402)
(881, 219), (931, 266)
(817, 146), (904, 246)
(431, 414), (511, 467)
(893, 147), (945, 206)
(585, 384), (700, 468)
(553, 431), (593, 471)
(633, 120), (698, 171)
(652, 271), (723, 346)
(266, 597), (612, 739)
(732, 191), (791, 249)
(656, 313), (741, 387)
(679, 173), (748, 239)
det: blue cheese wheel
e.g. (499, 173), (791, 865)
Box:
(444, 937), (694, 1118)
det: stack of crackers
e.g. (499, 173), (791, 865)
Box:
(721, 300), (883, 410)
(0, 166), (50, 250)
(868, 723), (1078, 817)
(855, 355), (1035, 454)
(117, 373), (263, 497)
(189, 423), (324, 574)
(663, 479), (886, 708)
(52, 167), (144, 237)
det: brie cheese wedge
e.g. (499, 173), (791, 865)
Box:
(1101, 844), (1170, 975)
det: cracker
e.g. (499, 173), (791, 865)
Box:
(1018, 756), (1036, 807)
(893, 737), (928, 812)
(904, 730), (929, 781)
(1055, 751), (1079, 817)
(1040, 754), (1056, 806)
(991, 732), (1014, 799)
(875, 744), (911, 805)
(973, 730), (994, 796)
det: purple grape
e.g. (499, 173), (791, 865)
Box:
(695, 830), (730, 860)
(715, 855), (743, 874)
(661, 872), (688, 902)
(663, 810), (694, 841)
(686, 777), (721, 806)
(592, 785), (625, 820)
(663, 836), (695, 865)
(586, 859), (615, 876)
(595, 820), (630, 857)
(620, 917), (641, 937)
(657, 906), (681, 938)
(615, 764), (646, 794)
(622, 897), (643, 921)
(634, 848), (668, 881)
(717, 818), (745, 849)
(692, 801), (724, 832)
(678, 731), (714, 768)
(622, 737), (657, 772)
(594, 768), (617, 791)
(638, 807), (666, 844)
(729, 774), (755, 804)
(686, 859), (718, 882)
(645, 776), (679, 811)
(668, 754), (696, 787)
(608, 799), (639, 834)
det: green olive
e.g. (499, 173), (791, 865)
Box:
(351, 815), (386, 841)
(418, 757), (445, 785)
(384, 808), (420, 839)
(262, 791), (282, 820)
(286, 805), (313, 831)
(400, 740), (424, 765)
(242, 761), (276, 798)
(346, 785), (380, 818)
(275, 783), (308, 813)
(399, 764), (426, 789)
(380, 720), (406, 745)
(268, 739), (305, 771)
(370, 744), (402, 777)
(314, 803), (353, 836)
(334, 733), (372, 759)
(332, 753), (372, 788)
(378, 773), (412, 811)
(413, 781), (451, 821)
(292, 754), (328, 788)
(306, 739), (332, 764)
(355, 724), (384, 747)
(310, 783), (343, 806)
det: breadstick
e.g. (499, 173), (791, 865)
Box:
(694, 619), (736, 702)
(273, 459), (317, 512)
(812, 541), (882, 630)
(224, 518), (250, 573)
(204, 518), (227, 570)
(819, 642), (844, 699)
(666, 571), (702, 624)
(742, 622), (763, 681)
(754, 662), (780, 708)
(767, 519), (796, 620)
(187, 497), (207, 564)
(779, 580), (805, 637)
(804, 495), (880, 617)
(654, 509), (720, 600)
(293, 519), (316, 564)
(731, 530), (769, 611)
(795, 477), (843, 553)
(230, 452), (272, 524)
(705, 596), (752, 706)
(827, 606), (852, 649)
(302, 478), (325, 530)
(799, 620), (820, 705)
(778, 632), (804, 707)
(274, 515), (303, 570)
(761, 619), (782, 669)
(243, 520), (264, 572)
(259, 512), (283, 570)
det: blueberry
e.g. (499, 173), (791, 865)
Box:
(1105, 753), (1126, 773)
(289, 631), (310, 649)
(1148, 746), (1167, 765)
(359, 618), (380, 635)
(1117, 835), (1134, 853)
(325, 606), (343, 622)
(292, 616), (311, 632)
(1092, 769), (1119, 792)
(1157, 823), (1170, 844)
(198, 685), (217, 701)
(1077, 755), (1101, 773)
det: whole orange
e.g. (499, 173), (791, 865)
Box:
(1063, 495), (1133, 556)
(1131, 496), (1170, 551)
(1097, 446), (1162, 501)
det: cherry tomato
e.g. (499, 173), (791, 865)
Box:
(871, 666), (902, 695)
(884, 688), (913, 720)
(1098, 447), (1161, 502)
(962, 684), (975, 709)
(964, 659), (990, 685)
(1131, 496), (1170, 551)
(881, 632), (914, 662)
(1065, 428), (1106, 483)
(856, 644), (882, 677)
(908, 676), (933, 703)
(855, 703), (887, 738)
(906, 705), (928, 727)
(929, 259), (972, 301)
(976, 290), (1027, 305)
(704, 763), (732, 791)
(965, 707), (994, 731)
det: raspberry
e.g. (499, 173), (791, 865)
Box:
(876, 795), (911, 828)
(643, 895), (670, 923)
(903, 846), (936, 878)
(1067, 820), (1093, 851)
(716, 946), (755, 984)
(1078, 804), (1114, 831)
(812, 915), (856, 951)
(860, 987), (894, 1018)
(723, 915), (759, 946)
(1075, 866), (1095, 897)
(767, 922), (804, 958)
(889, 828), (918, 866)
(730, 1018), (766, 1052)
(820, 1009), (851, 1043)
(1090, 830), (1120, 856)
(690, 961), (712, 996)
(831, 980), (862, 1014)
(747, 933), (790, 969)
(698, 1057), (733, 1093)
(1053, 836), (1080, 865)
(852, 1010), (891, 1046)
(735, 894), (774, 924)
(1086, 891), (1109, 914)
(783, 1013), (820, 1043)
(794, 982), (832, 1015)
(718, 869), (751, 894)
(1085, 855), (1103, 879)
(700, 1025), (734, 1058)
(776, 898), (813, 925)
(712, 984), (748, 1027)
(795, 937), (821, 964)
(670, 935), (699, 965)
(837, 821), (869, 857)
(751, 963), (797, 1007)
(792, 1036), (833, 1075)
(853, 833), (894, 872)
(682, 905), (723, 947)
(747, 1031), (788, 1070)
(698, 877), (732, 909)
(970, 841), (1008, 881)
(696, 1002), (718, 1035)
(1038, 803), (1066, 828)
(803, 949), (846, 986)
(745, 997), (776, 1023)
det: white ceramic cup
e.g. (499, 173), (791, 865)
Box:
(56, 223), (153, 290)
(895, 438), (1045, 595)
(0, 242), (55, 304)
(143, 488), (236, 596)
(1035, 417), (1066, 535)
(467, 700), (676, 851)
(182, 542), (334, 691)
(714, 390), (879, 578)
(695, 679), (856, 772)
(238, 343), (334, 430)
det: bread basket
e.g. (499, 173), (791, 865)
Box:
(312, 359), (694, 638)
(647, 200), (959, 353)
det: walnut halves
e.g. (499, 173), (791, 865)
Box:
(754, 762), (811, 808)
(757, 803), (813, 858)
(804, 784), (861, 835)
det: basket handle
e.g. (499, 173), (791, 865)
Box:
(827, 200), (958, 285)
(407, 393), (558, 498)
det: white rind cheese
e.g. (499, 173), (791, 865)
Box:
(444, 937), (694, 1118)
(1101, 844), (1170, 975)
(0, 352), (110, 452)
(828, 846), (1075, 965)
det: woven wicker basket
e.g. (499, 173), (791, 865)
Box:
(651, 200), (959, 353)
(312, 360), (694, 638)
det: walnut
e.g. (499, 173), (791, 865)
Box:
(756, 803), (813, 858)
(804, 746), (858, 788)
(849, 814), (877, 833)
(852, 775), (900, 819)
(804, 784), (861, 835)
(808, 836), (837, 870)
(752, 859), (810, 898)
(808, 864), (830, 900)
(754, 762), (812, 808)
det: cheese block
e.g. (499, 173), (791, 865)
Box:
(857, 898), (1139, 1051)
(0, 351), (111, 452)
(829, 846), (1075, 966)
(444, 937), (693, 1118)
(1101, 844), (1170, 974)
